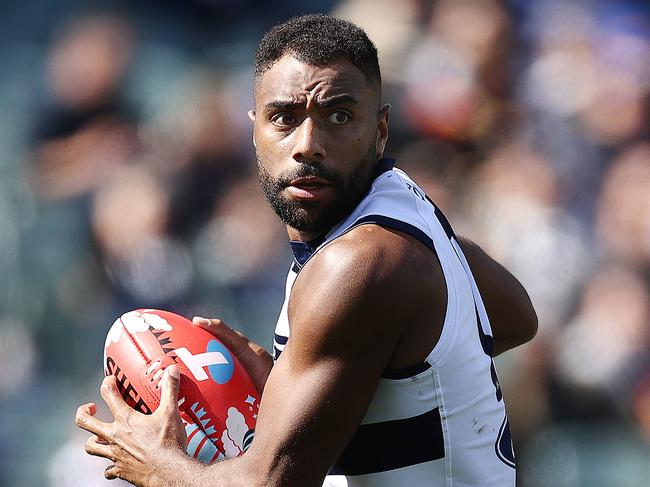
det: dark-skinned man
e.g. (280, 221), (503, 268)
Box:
(76, 14), (537, 487)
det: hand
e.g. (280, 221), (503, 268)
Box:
(76, 365), (187, 486)
(192, 317), (273, 394)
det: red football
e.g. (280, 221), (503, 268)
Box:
(103, 309), (259, 463)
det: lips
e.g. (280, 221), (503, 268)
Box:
(286, 177), (333, 200)
(288, 177), (332, 188)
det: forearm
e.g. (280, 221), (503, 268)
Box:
(491, 322), (534, 356)
(489, 278), (537, 356)
(148, 449), (260, 487)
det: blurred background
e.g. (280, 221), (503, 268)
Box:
(0, 0), (648, 485)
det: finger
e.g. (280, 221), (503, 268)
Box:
(96, 435), (110, 445)
(100, 375), (132, 418)
(104, 464), (120, 480)
(192, 316), (218, 327)
(193, 316), (249, 353)
(85, 435), (115, 460)
(158, 364), (181, 416)
(192, 316), (229, 334)
(75, 403), (112, 438)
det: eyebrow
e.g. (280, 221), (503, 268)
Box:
(263, 94), (360, 112)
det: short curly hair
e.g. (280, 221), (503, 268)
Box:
(255, 14), (381, 89)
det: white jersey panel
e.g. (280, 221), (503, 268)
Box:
(273, 163), (516, 486)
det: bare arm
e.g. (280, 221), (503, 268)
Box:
(77, 226), (422, 486)
(458, 237), (538, 356)
(241, 229), (418, 485)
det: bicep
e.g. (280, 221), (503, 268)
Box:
(458, 237), (538, 355)
(242, 242), (405, 485)
(248, 342), (383, 486)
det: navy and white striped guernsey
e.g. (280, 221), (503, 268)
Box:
(273, 159), (516, 487)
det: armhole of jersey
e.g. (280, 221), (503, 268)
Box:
(383, 360), (432, 380)
(448, 236), (495, 339)
(423, 253), (458, 368)
(410, 197), (460, 368)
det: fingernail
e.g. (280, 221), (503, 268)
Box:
(192, 316), (208, 325)
(167, 365), (180, 379)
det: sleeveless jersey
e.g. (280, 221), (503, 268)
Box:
(273, 159), (516, 487)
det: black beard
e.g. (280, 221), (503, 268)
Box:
(257, 145), (378, 237)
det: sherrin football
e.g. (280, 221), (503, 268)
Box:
(103, 309), (259, 463)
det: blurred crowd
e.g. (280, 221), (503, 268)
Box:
(0, 0), (648, 485)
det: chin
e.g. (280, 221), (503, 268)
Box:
(275, 193), (356, 237)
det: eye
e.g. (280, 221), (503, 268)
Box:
(271, 113), (298, 127)
(327, 111), (351, 125)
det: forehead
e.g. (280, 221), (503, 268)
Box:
(255, 54), (375, 106)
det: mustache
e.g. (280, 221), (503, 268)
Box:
(276, 164), (342, 188)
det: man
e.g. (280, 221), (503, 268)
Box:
(76, 14), (537, 486)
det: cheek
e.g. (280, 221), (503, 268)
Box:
(257, 128), (294, 158)
(329, 125), (370, 154)
(343, 127), (376, 159)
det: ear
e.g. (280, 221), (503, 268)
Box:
(248, 110), (257, 147)
(376, 103), (391, 158)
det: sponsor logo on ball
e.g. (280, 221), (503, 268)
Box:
(174, 340), (235, 385)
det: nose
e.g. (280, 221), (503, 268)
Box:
(291, 117), (326, 162)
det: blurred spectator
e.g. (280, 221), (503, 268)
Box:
(193, 169), (287, 289)
(92, 165), (195, 305)
(332, 0), (421, 83)
(30, 12), (138, 200)
(555, 265), (649, 394)
(142, 67), (251, 239)
(596, 142), (650, 267)
(400, 0), (513, 142)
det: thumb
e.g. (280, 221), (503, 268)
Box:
(159, 364), (181, 415)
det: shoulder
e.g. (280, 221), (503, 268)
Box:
(288, 224), (440, 343)
(301, 224), (430, 297)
